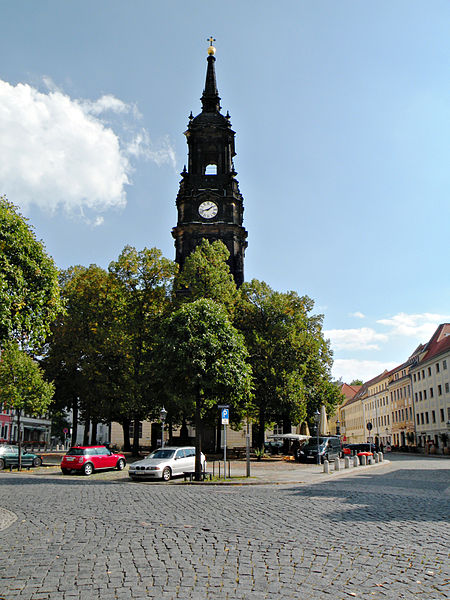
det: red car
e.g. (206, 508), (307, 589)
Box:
(61, 446), (126, 476)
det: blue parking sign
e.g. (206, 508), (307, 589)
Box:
(221, 408), (229, 425)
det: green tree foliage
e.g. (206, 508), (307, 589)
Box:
(235, 279), (338, 447)
(44, 265), (120, 445)
(0, 342), (54, 468)
(155, 299), (252, 478)
(108, 246), (178, 453)
(173, 240), (238, 316)
(0, 196), (63, 349)
(350, 379), (363, 386)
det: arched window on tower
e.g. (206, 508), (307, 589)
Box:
(205, 164), (217, 175)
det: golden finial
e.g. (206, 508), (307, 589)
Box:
(207, 36), (216, 55)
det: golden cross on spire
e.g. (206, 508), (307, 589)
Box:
(207, 36), (216, 56)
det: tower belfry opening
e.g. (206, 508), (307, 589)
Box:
(171, 39), (248, 286)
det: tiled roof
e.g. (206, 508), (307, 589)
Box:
(416, 323), (450, 364)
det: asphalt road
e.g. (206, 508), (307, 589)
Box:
(0, 454), (449, 599)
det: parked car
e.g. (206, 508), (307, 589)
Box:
(297, 436), (342, 463)
(129, 446), (206, 481)
(0, 445), (43, 469)
(61, 446), (126, 476)
(342, 443), (374, 457)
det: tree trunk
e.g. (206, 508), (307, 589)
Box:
(180, 417), (189, 444)
(122, 418), (131, 452)
(132, 418), (140, 456)
(91, 419), (98, 445)
(257, 407), (266, 450)
(83, 415), (90, 446)
(71, 398), (78, 446)
(195, 390), (203, 481)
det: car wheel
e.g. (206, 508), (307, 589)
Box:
(162, 467), (171, 481)
(83, 463), (94, 476)
(33, 457), (42, 467)
(61, 468), (71, 475)
(116, 459), (125, 471)
(0, 458), (4, 470)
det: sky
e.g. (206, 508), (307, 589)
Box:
(1, 1), (449, 383)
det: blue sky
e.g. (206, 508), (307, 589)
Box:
(1, 1), (449, 382)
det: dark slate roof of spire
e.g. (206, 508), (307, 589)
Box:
(201, 55), (221, 113)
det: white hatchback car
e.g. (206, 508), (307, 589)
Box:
(129, 446), (206, 481)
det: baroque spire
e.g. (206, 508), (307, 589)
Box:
(201, 37), (221, 113)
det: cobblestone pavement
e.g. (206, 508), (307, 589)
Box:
(0, 455), (448, 600)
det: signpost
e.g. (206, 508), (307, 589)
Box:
(367, 422), (373, 445)
(218, 405), (229, 479)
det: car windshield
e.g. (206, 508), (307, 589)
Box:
(304, 438), (328, 448)
(66, 448), (86, 456)
(148, 449), (175, 459)
(0, 446), (17, 454)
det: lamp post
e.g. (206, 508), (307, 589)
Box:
(160, 407), (167, 448)
(336, 418), (340, 437)
(315, 409), (321, 465)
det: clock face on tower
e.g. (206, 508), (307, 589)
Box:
(198, 200), (218, 219)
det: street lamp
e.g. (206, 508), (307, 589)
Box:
(336, 418), (340, 436)
(160, 407), (167, 448)
(315, 409), (321, 465)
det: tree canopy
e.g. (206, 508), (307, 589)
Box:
(0, 196), (63, 349)
(155, 298), (252, 478)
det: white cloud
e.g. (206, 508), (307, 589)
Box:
(0, 79), (175, 224)
(377, 312), (450, 340)
(324, 327), (388, 351)
(332, 359), (398, 384)
(350, 311), (365, 319)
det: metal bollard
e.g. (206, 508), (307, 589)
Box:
(353, 455), (359, 467)
(334, 458), (341, 471)
(360, 455), (367, 466)
(374, 453), (379, 463)
(378, 452), (384, 462)
(323, 460), (330, 474)
(345, 457), (350, 469)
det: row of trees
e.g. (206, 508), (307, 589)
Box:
(1, 196), (343, 476)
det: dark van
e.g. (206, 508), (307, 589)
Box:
(297, 436), (341, 463)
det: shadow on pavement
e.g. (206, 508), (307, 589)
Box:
(286, 468), (450, 523)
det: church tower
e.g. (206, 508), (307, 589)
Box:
(172, 39), (248, 286)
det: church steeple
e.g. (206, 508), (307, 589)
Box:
(201, 41), (221, 113)
(171, 39), (248, 287)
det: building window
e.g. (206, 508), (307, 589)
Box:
(424, 389), (427, 400)
(430, 387), (434, 398)
(428, 367), (432, 376)
(422, 369), (425, 379)
(438, 385), (442, 396)
(413, 374), (416, 382)
(421, 413), (424, 424)
(425, 412), (429, 424)
(129, 422), (143, 439)
(445, 382), (449, 393)
(443, 359), (447, 370)
(417, 372), (421, 381)
(441, 408), (445, 422)
(409, 407), (412, 419)
(436, 363), (440, 373)
(432, 410), (436, 423)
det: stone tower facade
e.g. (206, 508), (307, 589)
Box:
(171, 42), (248, 286)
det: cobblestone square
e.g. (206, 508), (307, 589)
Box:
(0, 455), (449, 599)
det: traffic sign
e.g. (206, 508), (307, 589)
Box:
(63, 428), (69, 434)
(221, 408), (229, 425)
(367, 422), (373, 431)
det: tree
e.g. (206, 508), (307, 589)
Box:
(173, 240), (238, 316)
(0, 196), (63, 350)
(155, 299), (252, 479)
(108, 246), (178, 453)
(350, 379), (364, 386)
(0, 342), (54, 469)
(44, 265), (121, 446)
(235, 280), (338, 448)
